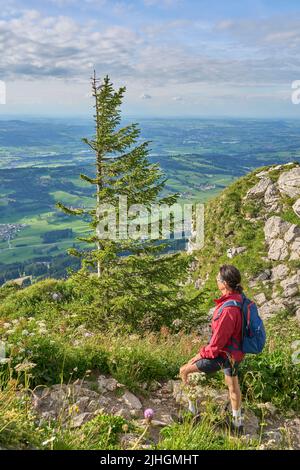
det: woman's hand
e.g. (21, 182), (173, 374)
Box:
(188, 353), (202, 365)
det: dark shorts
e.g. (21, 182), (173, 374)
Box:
(194, 356), (241, 377)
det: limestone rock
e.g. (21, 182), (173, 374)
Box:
(115, 408), (131, 420)
(254, 293), (267, 306)
(278, 167), (300, 198)
(259, 300), (287, 319)
(293, 199), (300, 218)
(105, 377), (120, 392)
(254, 269), (271, 281)
(122, 391), (143, 410)
(257, 402), (277, 417)
(264, 183), (280, 211)
(246, 177), (272, 199)
(290, 240), (300, 260)
(263, 430), (283, 449)
(70, 412), (93, 428)
(264, 216), (290, 242)
(268, 238), (289, 261)
(75, 397), (90, 412)
(271, 264), (289, 281)
(243, 410), (260, 438)
(97, 375), (121, 392)
(284, 224), (300, 244)
(280, 274), (300, 298)
(227, 246), (247, 258)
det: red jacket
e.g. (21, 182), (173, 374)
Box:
(199, 291), (245, 362)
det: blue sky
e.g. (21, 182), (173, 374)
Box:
(1, 0), (300, 117)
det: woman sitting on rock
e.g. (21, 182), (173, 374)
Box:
(180, 264), (245, 434)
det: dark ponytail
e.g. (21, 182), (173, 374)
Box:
(219, 264), (243, 294)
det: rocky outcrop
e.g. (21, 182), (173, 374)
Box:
(246, 177), (273, 199)
(233, 163), (300, 321)
(264, 216), (300, 261)
(264, 183), (281, 212)
(267, 239), (289, 261)
(280, 273), (300, 298)
(271, 264), (289, 281)
(278, 167), (300, 198)
(264, 216), (290, 242)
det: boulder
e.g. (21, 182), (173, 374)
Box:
(227, 246), (247, 258)
(97, 375), (120, 392)
(264, 183), (280, 211)
(70, 412), (93, 428)
(75, 397), (90, 412)
(278, 167), (300, 198)
(254, 270), (271, 281)
(259, 300), (287, 319)
(263, 430), (283, 449)
(105, 377), (120, 392)
(243, 410), (260, 438)
(257, 402), (277, 417)
(271, 264), (289, 281)
(246, 177), (272, 199)
(268, 239), (289, 261)
(254, 293), (267, 306)
(115, 408), (132, 420)
(264, 216), (291, 242)
(293, 199), (300, 218)
(122, 391), (143, 410)
(296, 308), (300, 324)
(280, 274), (300, 298)
(284, 224), (300, 244)
(290, 240), (300, 260)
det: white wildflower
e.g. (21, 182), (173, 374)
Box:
(0, 358), (11, 365)
(38, 329), (47, 335)
(14, 360), (37, 372)
(6, 329), (15, 335)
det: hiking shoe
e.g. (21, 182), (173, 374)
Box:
(224, 414), (245, 436)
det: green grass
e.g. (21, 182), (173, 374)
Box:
(156, 410), (257, 450)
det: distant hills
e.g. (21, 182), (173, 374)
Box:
(1, 117), (300, 283)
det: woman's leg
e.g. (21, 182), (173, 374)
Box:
(224, 374), (242, 412)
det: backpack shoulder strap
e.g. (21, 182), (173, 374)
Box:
(214, 300), (243, 320)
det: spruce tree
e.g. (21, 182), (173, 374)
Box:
(57, 72), (201, 331)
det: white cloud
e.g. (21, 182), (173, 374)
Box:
(1, 8), (300, 117)
(143, 0), (182, 7)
